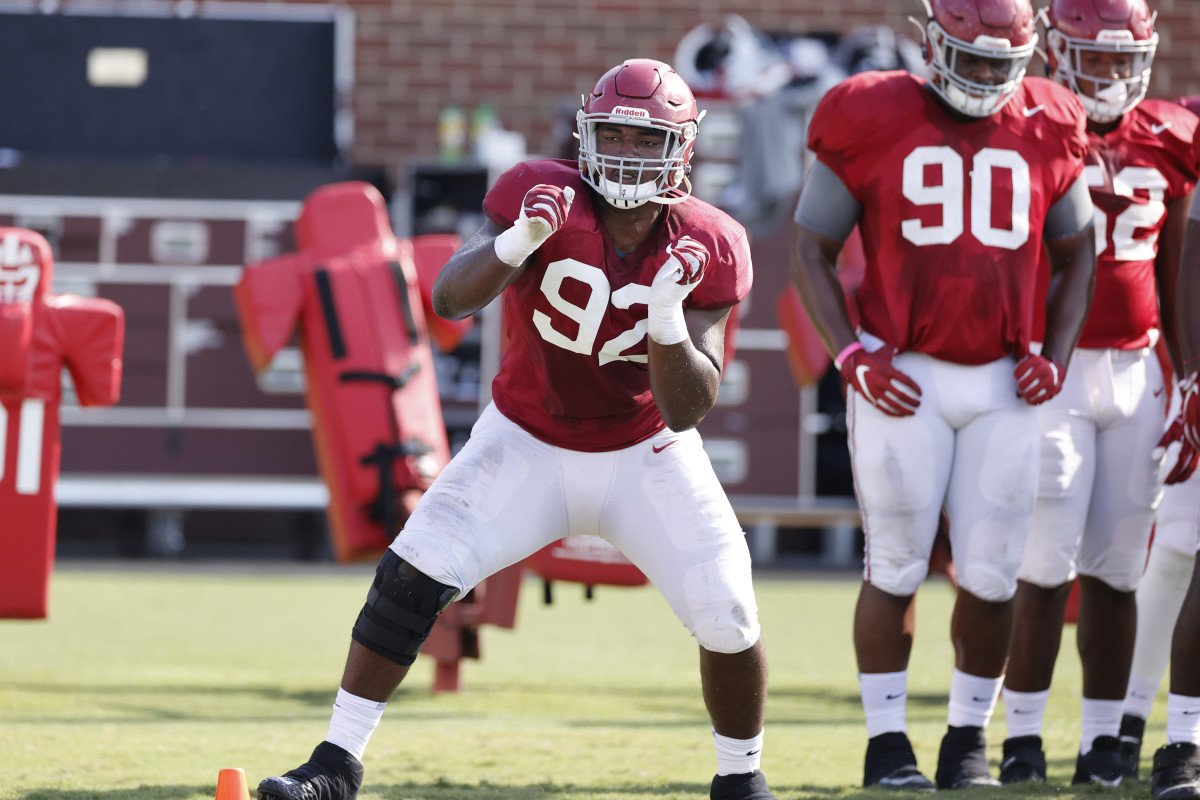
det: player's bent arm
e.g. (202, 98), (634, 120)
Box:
(1177, 196), (1200, 373)
(789, 161), (861, 357)
(1041, 176), (1097, 367)
(648, 306), (729, 432)
(432, 219), (525, 321)
(790, 227), (857, 357)
(1155, 192), (1192, 378)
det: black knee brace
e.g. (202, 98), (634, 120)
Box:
(351, 550), (459, 665)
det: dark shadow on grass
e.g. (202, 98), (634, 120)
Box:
(12, 777), (1154, 800)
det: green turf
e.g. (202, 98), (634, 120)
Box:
(0, 564), (1167, 799)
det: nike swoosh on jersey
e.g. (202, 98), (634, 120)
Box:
(1152, 122), (1173, 134)
(652, 441), (676, 453)
(1023, 105), (1045, 117)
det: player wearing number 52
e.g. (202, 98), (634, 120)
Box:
(1000, 0), (1200, 788)
(790, 0), (1095, 791)
(257, 59), (780, 800)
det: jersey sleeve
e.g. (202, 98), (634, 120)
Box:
(806, 76), (878, 195)
(1038, 82), (1090, 204)
(1152, 101), (1200, 198)
(482, 163), (528, 229)
(688, 223), (752, 311)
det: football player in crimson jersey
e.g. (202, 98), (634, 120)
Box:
(1140, 94), (1200, 800)
(256, 59), (780, 800)
(790, 0), (1096, 790)
(998, 0), (1200, 788)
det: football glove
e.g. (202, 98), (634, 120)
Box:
(1182, 371), (1200, 451)
(837, 344), (922, 417)
(1154, 412), (1199, 486)
(648, 235), (709, 345)
(493, 184), (575, 267)
(1014, 354), (1064, 406)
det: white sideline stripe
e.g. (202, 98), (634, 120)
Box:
(56, 475), (329, 509)
(60, 406), (313, 430)
(733, 328), (788, 351)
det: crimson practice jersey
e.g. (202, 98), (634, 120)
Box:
(808, 71), (1087, 364)
(482, 158), (752, 451)
(1034, 99), (1200, 349)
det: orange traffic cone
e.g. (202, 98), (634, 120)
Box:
(215, 767), (251, 800)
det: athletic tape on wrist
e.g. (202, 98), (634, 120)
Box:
(834, 341), (864, 371)
(648, 303), (689, 346)
(493, 221), (545, 268)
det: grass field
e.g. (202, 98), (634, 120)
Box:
(0, 562), (1168, 800)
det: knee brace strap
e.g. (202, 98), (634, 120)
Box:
(351, 550), (459, 666)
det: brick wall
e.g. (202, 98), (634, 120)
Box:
(296, 0), (1200, 188)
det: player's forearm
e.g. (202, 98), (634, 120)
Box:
(1177, 219), (1200, 375)
(648, 341), (721, 431)
(1041, 228), (1096, 367)
(433, 228), (522, 320)
(1155, 195), (1190, 378)
(790, 227), (857, 355)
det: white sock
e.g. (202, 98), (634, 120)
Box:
(1003, 687), (1049, 739)
(947, 669), (1002, 729)
(1128, 547), (1194, 708)
(325, 688), (386, 760)
(1080, 697), (1123, 753)
(859, 671), (908, 738)
(1166, 693), (1200, 745)
(1125, 675), (1161, 721)
(713, 728), (763, 776)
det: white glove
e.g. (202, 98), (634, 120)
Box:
(493, 184), (575, 267)
(647, 235), (709, 345)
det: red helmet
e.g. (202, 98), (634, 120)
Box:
(1045, 0), (1157, 123)
(0, 227), (52, 304)
(923, 0), (1038, 117)
(576, 58), (702, 209)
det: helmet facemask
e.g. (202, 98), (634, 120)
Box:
(576, 108), (700, 209)
(1046, 27), (1156, 123)
(925, 20), (1037, 117)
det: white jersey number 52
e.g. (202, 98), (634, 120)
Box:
(901, 146), (1031, 250)
(1084, 165), (1167, 261)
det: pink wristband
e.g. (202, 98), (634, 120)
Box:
(834, 341), (864, 371)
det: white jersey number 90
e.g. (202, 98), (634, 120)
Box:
(901, 146), (1031, 250)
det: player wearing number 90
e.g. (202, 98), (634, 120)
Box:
(999, 0), (1200, 788)
(256, 58), (779, 800)
(790, 0), (1096, 791)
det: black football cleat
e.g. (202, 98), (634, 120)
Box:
(1073, 735), (1124, 787)
(935, 725), (1000, 790)
(1000, 735), (1047, 785)
(863, 731), (935, 790)
(1151, 742), (1200, 800)
(257, 741), (364, 800)
(710, 770), (777, 800)
(1120, 713), (1146, 781)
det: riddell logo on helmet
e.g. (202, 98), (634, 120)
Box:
(612, 106), (650, 119)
